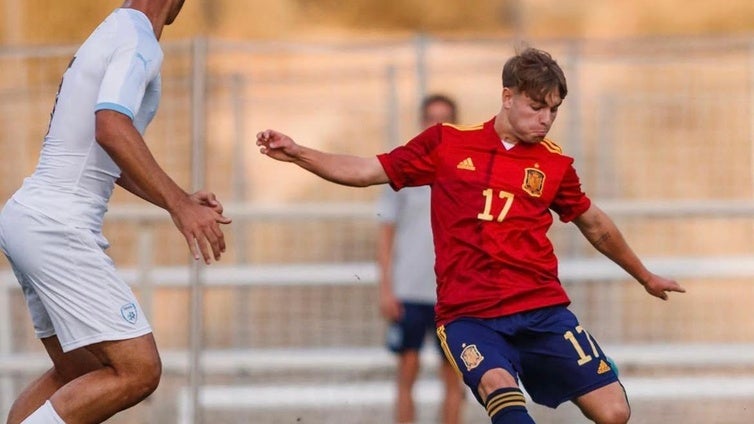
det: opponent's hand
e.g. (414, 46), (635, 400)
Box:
(170, 195), (232, 264)
(641, 273), (686, 300)
(256, 129), (301, 162)
(189, 190), (229, 216)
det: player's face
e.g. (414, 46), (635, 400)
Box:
(165, 0), (186, 25)
(421, 101), (456, 128)
(503, 87), (561, 144)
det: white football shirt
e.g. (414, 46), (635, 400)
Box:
(12, 8), (163, 231)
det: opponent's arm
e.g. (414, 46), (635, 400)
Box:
(115, 169), (153, 204)
(256, 129), (389, 187)
(573, 204), (686, 300)
(96, 110), (231, 263)
(117, 171), (226, 216)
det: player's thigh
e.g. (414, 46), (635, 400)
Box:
(41, 336), (103, 382)
(85, 333), (161, 378)
(3, 208), (152, 352)
(572, 381), (629, 423)
(1, 205), (64, 340)
(516, 306), (619, 408)
(53, 228), (152, 352)
(437, 318), (520, 404)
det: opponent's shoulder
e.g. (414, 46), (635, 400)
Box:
(85, 10), (159, 55)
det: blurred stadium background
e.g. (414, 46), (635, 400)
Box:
(2, 1), (754, 423)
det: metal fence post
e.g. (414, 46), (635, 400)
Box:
(188, 35), (208, 424)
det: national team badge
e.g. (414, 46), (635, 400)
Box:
(121, 303), (138, 324)
(460, 344), (484, 371)
(522, 167), (546, 197)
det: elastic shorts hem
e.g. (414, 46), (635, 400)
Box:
(59, 326), (153, 353)
(549, 375), (621, 408)
(34, 329), (57, 339)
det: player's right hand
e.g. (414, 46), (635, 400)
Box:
(170, 195), (232, 264)
(256, 129), (301, 162)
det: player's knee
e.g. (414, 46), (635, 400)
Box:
(135, 355), (162, 399)
(591, 401), (630, 424)
(479, 368), (518, 402)
(119, 352), (162, 402)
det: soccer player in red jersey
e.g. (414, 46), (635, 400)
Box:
(256, 47), (685, 424)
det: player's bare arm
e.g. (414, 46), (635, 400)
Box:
(573, 204), (686, 300)
(118, 174), (225, 216)
(97, 110), (231, 264)
(256, 129), (389, 187)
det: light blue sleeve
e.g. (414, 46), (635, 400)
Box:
(94, 25), (160, 121)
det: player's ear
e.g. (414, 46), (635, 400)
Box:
(502, 87), (513, 109)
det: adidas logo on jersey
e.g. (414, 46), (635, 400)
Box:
(457, 157), (476, 171)
(597, 359), (612, 375)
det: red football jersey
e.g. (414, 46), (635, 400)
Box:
(377, 117), (592, 325)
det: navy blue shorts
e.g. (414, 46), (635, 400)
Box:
(386, 302), (443, 354)
(437, 306), (619, 408)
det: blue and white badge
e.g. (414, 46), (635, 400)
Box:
(120, 302), (138, 324)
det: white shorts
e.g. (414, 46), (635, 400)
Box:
(0, 199), (151, 352)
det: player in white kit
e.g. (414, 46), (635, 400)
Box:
(0, 1), (231, 423)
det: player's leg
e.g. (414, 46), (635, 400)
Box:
(429, 307), (465, 424)
(387, 302), (427, 423)
(396, 350), (420, 423)
(439, 360), (465, 424)
(515, 306), (628, 423)
(45, 333), (161, 423)
(438, 318), (535, 424)
(2, 208), (158, 423)
(572, 381), (630, 424)
(6, 336), (102, 424)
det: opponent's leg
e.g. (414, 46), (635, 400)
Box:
(7, 336), (102, 424)
(572, 381), (630, 424)
(45, 333), (161, 423)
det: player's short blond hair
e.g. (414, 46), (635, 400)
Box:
(502, 47), (568, 102)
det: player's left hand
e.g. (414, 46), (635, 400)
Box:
(641, 273), (686, 300)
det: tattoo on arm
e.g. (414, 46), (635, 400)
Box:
(593, 232), (612, 248)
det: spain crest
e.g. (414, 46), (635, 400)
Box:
(460, 344), (484, 371)
(522, 167), (545, 197)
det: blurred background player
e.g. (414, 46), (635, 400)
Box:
(377, 94), (466, 424)
(0, 1), (231, 423)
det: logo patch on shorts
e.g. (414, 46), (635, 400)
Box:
(460, 344), (484, 371)
(120, 303), (138, 324)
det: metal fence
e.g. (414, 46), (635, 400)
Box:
(1, 35), (754, 423)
